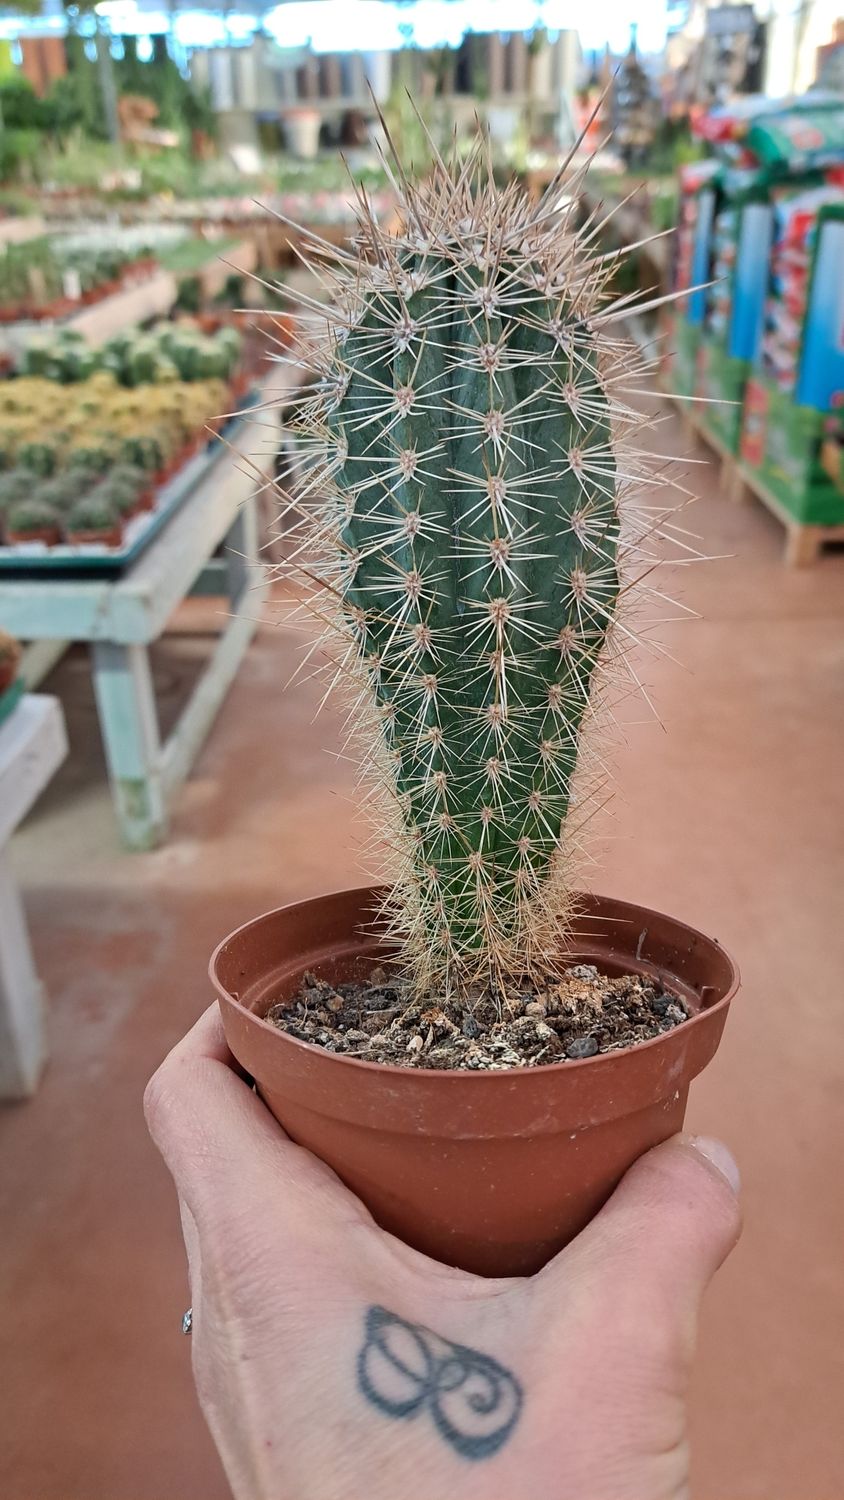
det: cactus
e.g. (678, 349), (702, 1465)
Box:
(276, 137), (684, 999)
(0, 469), (36, 518)
(120, 435), (162, 473)
(33, 477), (84, 515)
(101, 466), (145, 516)
(6, 498), (60, 537)
(68, 444), (113, 474)
(18, 442), (57, 478)
(66, 493), (120, 535)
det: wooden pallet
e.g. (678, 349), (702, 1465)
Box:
(668, 394), (844, 567)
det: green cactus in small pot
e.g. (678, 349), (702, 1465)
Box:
(66, 493), (122, 544)
(6, 498), (61, 543)
(102, 465), (147, 516)
(207, 132), (739, 1283)
(0, 469), (36, 521)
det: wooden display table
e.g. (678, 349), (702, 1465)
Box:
(0, 387), (286, 849)
(0, 694), (67, 1098)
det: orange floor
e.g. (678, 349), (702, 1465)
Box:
(2, 413), (843, 1500)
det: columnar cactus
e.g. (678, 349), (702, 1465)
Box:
(279, 140), (671, 998)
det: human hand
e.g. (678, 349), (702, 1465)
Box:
(145, 1006), (741, 1500)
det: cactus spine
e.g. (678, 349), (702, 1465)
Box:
(279, 139), (676, 999)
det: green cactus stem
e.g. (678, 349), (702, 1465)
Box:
(276, 136), (683, 998)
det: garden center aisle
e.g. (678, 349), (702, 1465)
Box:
(1, 402), (843, 1500)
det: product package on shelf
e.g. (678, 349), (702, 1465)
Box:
(760, 183), (844, 395)
(676, 98), (844, 464)
(694, 172), (773, 451)
(740, 193), (844, 525)
(662, 162), (721, 398)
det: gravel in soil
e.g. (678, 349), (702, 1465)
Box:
(266, 965), (691, 1071)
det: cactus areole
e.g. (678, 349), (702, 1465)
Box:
(282, 143), (668, 1002)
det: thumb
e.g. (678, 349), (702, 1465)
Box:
(539, 1134), (741, 1368)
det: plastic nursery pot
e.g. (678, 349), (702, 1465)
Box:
(8, 525), (61, 547)
(212, 886), (738, 1278)
(67, 526), (122, 548)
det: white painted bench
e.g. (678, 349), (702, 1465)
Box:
(0, 695), (68, 1098)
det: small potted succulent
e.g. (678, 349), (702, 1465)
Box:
(65, 493), (123, 548)
(6, 499), (62, 546)
(210, 145), (739, 1277)
(17, 441), (57, 478)
(0, 470), (36, 538)
(107, 463), (153, 515)
(119, 435), (162, 480)
(34, 474), (93, 518)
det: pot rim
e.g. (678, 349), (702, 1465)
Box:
(210, 884), (740, 1082)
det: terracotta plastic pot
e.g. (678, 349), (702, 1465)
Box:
(8, 525), (61, 547)
(212, 886), (738, 1277)
(68, 525), (122, 548)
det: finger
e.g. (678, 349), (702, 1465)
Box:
(537, 1134), (741, 1356)
(144, 1005), (370, 1238)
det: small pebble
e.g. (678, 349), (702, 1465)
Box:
(326, 993), (344, 1014)
(567, 964), (599, 982)
(406, 1034), (424, 1054)
(462, 1014), (482, 1039)
(525, 1000), (547, 1017)
(566, 1035), (599, 1059)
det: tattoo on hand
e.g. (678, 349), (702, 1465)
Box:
(357, 1306), (523, 1461)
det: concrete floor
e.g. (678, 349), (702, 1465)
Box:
(1, 412), (843, 1500)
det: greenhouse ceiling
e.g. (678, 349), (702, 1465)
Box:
(0, 0), (670, 52)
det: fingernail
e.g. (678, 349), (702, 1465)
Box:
(687, 1135), (741, 1196)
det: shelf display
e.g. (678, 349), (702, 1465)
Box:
(739, 196), (844, 525)
(0, 316), (250, 565)
(665, 97), (844, 483)
(0, 236), (159, 324)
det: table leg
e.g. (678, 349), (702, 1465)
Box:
(224, 492), (260, 607)
(785, 525), (822, 568)
(91, 641), (168, 850)
(0, 850), (46, 1098)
